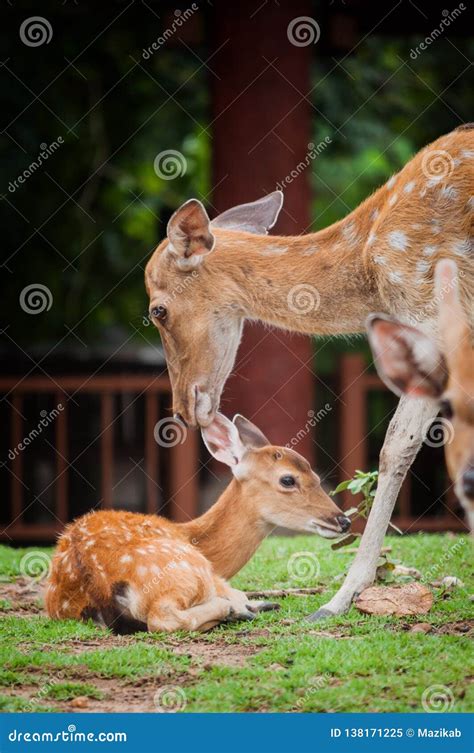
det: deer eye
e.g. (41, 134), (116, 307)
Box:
(279, 475), (296, 488)
(439, 398), (453, 420)
(151, 305), (167, 322)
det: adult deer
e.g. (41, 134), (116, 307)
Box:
(145, 125), (473, 618)
(46, 413), (349, 632)
(367, 259), (474, 531)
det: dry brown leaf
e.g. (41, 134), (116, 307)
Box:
(355, 583), (433, 616)
(409, 622), (432, 634)
(70, 696), (89, 708)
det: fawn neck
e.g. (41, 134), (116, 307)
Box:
(178, 481), (267, 580)
(212, 194), (383, 335)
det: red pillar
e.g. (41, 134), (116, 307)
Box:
(211, 0), (315, 460)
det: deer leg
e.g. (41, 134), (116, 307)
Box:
(308, 395), (439, 620)
(147, 595), (233, 633)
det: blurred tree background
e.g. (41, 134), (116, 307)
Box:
(2, 3), (472, 353)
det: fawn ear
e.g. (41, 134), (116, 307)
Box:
(201, 412), (245, 468)
(167, 199), (215, 269)
(211, 191), (283, 235)
(367, 314), (447, 398)
(233, 414), (270, 449)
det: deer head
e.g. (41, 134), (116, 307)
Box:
(367, 260), (474, 529)
(144, 193), (283, 427)
(201, 412), (351, 538)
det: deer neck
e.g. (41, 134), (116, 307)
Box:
(213, 196), (382, 335)
(178, 481), (267, 580)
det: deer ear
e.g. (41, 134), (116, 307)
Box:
(233, 414), (270, 449)
(211, 191), (283, 235)
(201, 412), (245, 468)
(367, 314), (447, 399)
(167, 199), (215, 268)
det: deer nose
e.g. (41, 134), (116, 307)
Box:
(337, 514), (351, 532)
(462, 468), (474, 499)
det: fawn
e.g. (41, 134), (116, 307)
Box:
(367, 259), (474, 531)
(46, 413), (349, 633)
(145, 124), (473, 618)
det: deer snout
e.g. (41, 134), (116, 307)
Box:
(337, 514), (351, 533)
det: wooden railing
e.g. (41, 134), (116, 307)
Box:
(0, 374), (199, 542)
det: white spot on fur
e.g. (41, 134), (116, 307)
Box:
(367, 231), (377, 246)
(411, 223), (423, 230)
(151, 564), (161, 576)
(423, 245), (438, 256)
(403, 181), (415, 194)
(387, 175), (397, 189)
(416, 260), (431, 275)
(137, 565), (148, 577)
(439, 185), (458, 201)
(84, 539), (95, 549)
(461, 149), (474, 158)
(370, 207), (380, 221)
(178, 560), (191, 570)
(373, 254), (387, 266)
(388, 231), (408, 251)
(388, 193), (398, 207)
(260, 244), (289, 256)
(467, 196), (474, 210)
(341, 221), (359, 248)
(120, 554), (132, 564)
(302, 245), (320, 256)
(452, 238), (471, 256)
(388, 270), (404, 284)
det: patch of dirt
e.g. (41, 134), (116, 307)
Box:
(0, 577), (44, 616)
(401, 619), (474, 636)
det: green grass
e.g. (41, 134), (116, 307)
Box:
(0, 534), (472, 712)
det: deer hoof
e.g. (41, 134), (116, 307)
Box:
(305, 608), (335, 622)
(248, 601), (281, 613)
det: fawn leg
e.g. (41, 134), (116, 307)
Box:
(148, 596), (233, 633)
(214, 580), (279, 618)
(308, 396), (439, 620)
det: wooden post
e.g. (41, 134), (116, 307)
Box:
(211, 0), (315, 462)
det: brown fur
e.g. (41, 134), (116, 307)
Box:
(46, 443), (345, 632)
(145, 127), (473, 427)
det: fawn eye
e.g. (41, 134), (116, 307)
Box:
(439, 398), (453, 420)
(151, 305), (167, 322)
(279, 475), (296, 488)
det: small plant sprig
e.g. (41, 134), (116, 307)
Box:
(330, 469), (402, 549)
